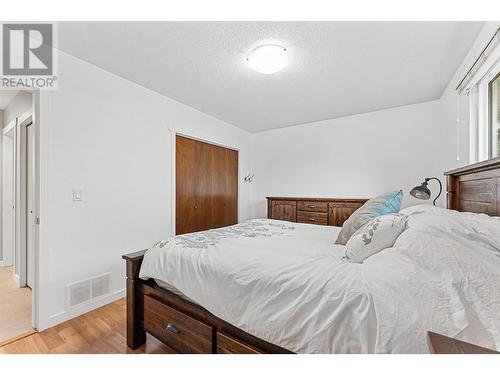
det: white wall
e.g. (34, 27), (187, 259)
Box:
(2, 130), (14, 267)
(250, 100), (443, 218)
(250, 21), (500, 220)
(3, 91), (32, 127)
(439, 22), (500, 171)
(0, 110), (3, 262)
(37, 51), (253, 330)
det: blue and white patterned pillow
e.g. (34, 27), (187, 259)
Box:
(335, 190), (403, 245)
(343, 213), (408, 263)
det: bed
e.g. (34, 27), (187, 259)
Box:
(123, 158), (500, 354)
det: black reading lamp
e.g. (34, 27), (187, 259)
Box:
(410, 177), (443, 206)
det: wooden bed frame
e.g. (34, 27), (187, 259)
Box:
(123, 250), (292, 353)
(446, 157), (500, 216)
(123, 157), (500, 354)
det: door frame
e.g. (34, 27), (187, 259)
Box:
(17, 112), (39, 330)
(169, 129), (240, 237)
(2, 107), (39, 331)
(16, 114), (34, 289)
(26, 121), (35, 288)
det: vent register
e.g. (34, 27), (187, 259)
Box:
(66, 273), (111, 308)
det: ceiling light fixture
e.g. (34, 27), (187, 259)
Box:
(246, 44), (288, 74)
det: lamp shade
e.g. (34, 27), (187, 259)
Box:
(409, 177), (442, 206)
(410, 182), (431, 200)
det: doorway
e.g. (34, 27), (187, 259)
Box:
(1, 125), (15, 269)
(0, 92), (37, 345)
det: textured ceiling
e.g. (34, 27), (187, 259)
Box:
(59, 22), (484, 132)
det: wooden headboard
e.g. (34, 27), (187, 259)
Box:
(445, 157), (500, 216)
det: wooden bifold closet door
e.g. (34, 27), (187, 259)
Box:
(176, 135), (238, 235)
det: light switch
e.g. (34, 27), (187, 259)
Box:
(72, 189), (82, 201)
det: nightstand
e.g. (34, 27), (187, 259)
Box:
(427, 331), (498, 354)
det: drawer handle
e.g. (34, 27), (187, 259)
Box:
(307, 204), (316, 209)
(308, 217), (316, 222)
(166, 324), (181, 335)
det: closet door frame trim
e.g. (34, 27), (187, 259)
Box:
(170, 129), (240, 236)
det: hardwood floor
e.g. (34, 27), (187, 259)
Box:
(0, 266), (33, 343)
(0, 298), (174, 354)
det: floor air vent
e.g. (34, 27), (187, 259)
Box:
(68, 280), (91, 307)
(92, 273), (111, 298)
(66, 272), (111, 309)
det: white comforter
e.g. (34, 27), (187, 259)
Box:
(139, 205), (500, 353)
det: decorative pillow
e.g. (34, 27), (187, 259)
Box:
(343, 213), (408, 263)
(335, 190), (404, 245)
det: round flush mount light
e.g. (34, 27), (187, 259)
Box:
(246, 44), (288, 74)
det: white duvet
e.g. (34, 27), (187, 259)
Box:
(139, 205), (500, 353)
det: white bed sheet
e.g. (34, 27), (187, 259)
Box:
(139, 206), (500, 353)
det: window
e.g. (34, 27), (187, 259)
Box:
(490, 73), (500, 158)
(459, 29), (500, 163)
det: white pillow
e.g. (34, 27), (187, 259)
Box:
(343, 213), (408, 263)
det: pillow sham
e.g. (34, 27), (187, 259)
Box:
(335, 190), (404, 245)
(343, 213), (408, 263)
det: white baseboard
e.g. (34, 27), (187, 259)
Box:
(13, 273), (20, 287)
(0, 260), (13, 267)
(41, 288), (125, 331)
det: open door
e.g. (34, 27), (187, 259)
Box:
(26, 123), (35, 288)
(14, 116), (35, 289)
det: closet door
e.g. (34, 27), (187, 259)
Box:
(176, 135), (237, 235)
(176, 136), (196, 235)
(176, 136), (213, 235)
(193, 139), (212, 232)
(210, 145), (238, 229)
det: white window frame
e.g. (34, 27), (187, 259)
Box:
(466, 43), (500, 162)
(488, 72), (500, 158)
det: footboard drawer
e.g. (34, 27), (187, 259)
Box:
(217, 332), (264, 354)
(144, 295), (214, 353)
